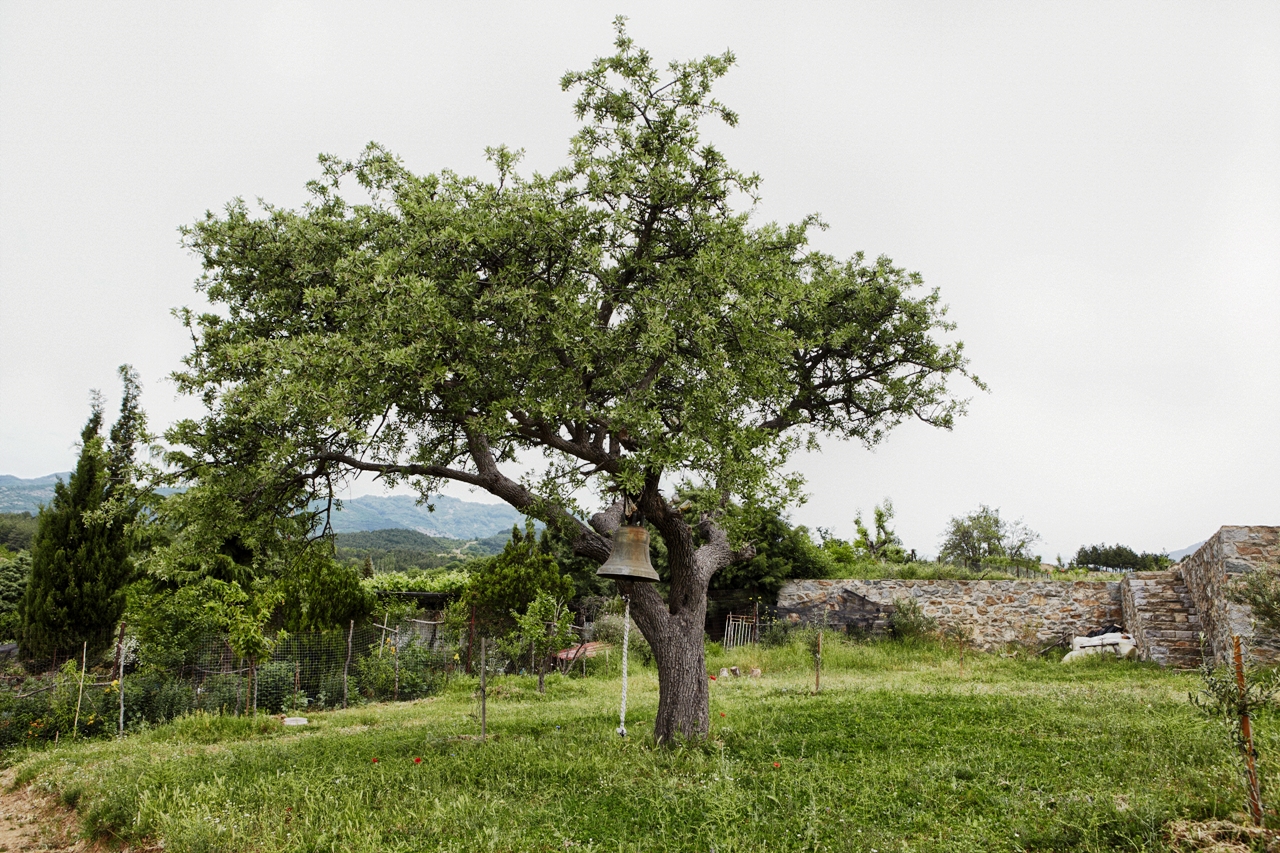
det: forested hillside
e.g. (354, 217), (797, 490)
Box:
(334, 528), (510, 572)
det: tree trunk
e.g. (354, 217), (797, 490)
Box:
(649, 601), (710, 741)
(571, 492), (754, 745)
(618, 571), (712, 743)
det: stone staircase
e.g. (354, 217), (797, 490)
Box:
(1121, 570), (1202, 670)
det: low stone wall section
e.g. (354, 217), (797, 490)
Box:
(1179, 526), (1280, 666)
(776, 579), (1122, 649)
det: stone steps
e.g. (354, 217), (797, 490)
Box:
(1121, 570), (1203, 670)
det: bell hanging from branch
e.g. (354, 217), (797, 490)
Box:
(596, 525), (660, 583)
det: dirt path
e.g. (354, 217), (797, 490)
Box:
(0, 769), (101, 852)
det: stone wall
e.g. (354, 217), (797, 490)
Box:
(776, 579), (1122, 649)
(1179, 526), (1280, 666)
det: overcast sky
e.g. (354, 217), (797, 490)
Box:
(1, 1), (1276, 561)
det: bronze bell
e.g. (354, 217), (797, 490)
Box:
(596, 525), (660, 583)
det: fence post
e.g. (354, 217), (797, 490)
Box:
(393, 626), (400, 702)
(72, 641), (88, 738)
(343, 619), (354, 709)
(246, 660), (254, 716)
(480, 636), (487, 741)
(467, 606), (476, 675)
(814, 631), (822, 694)
(115, 622), (127, 739)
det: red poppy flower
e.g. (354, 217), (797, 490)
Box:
(773, 762), (781, 768)
(414, 757), (422, 764)
(709, 675), (717, 680)
(720, 712), (726, 717)
(371, 758), (379, 763)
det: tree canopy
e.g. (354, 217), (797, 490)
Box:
(1072, 543), (1170, 572)
(938, 505), (1039, 569)
(21, 367), (148, 660)
(167, 22), (977, 741)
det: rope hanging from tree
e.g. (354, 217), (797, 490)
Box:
(618, 595), (630, 737)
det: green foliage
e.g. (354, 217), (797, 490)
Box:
(888, 597), (938, 641)
(125, 580), (222, 671)
(505, 592), (577, 692)
(353, 636), (444, 702)
(22, 368), (150, 660)
(1073, 542), (1172, 572)
(852, 498), (907, 563)
(0, 512), (38, 551)
(276, 548), (374, 632)
(165, 21), (974, 583)
(1228, 568), (1280, 640)
(590, 611), (653, 667)
(202, 579), (282, 663)
(461, 524), (572, 638)
(710, 505), (834, 597)
(938, 505), (1040, 569)
(362, 568), (471, 595)
(0, 549), (31, 642)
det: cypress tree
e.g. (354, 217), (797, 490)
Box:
(20, 368), (145, 661)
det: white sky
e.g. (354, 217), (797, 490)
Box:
(1, 1), (1276, 561)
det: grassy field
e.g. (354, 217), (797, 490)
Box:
(4, 636), (1266, 852)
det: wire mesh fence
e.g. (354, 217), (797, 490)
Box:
(186, 617), (458, 716)
(0, 615), (462, 746)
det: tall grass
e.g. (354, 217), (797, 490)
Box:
(7, 633), (1256, 852)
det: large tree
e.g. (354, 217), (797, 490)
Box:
(169, 24), (976, 742)
(21, 367), (147, 660)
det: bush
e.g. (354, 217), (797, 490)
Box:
(254, 660), (297, 714)
(123, 669), (193, 727)
(759, 618), (793, 648)
(590, 613), (652, 666)
(354, 637), (445, 701)
(889, 597), (937, 641)
(194, 673), (247, 715)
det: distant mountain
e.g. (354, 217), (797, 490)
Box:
(1169, 541), (1206, 562)
(0, 473), (65, 514)
(1, 473), (534, 541)
(328, 494), (536, 539)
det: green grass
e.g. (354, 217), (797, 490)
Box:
(6, 636), (1262, 852)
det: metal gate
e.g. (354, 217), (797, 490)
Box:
(723, 613), (759, 650)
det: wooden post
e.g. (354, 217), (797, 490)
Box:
(480, 636), (487, 742)
(72, 642), (88, 738)
(379, 612), (388, 658)
(343, 619), (354, 709)
(116, 622), (127, 739)
(814, 631), (822, 694)
(467, 606), (476, 675)
(393, 626), (400, 702)
(294, 660), (301, 713)
(1233, 635), (1264, 826)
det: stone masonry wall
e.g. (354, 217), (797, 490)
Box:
(1180, 526), (1280, 666)
(776, 579), (1122, 649)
